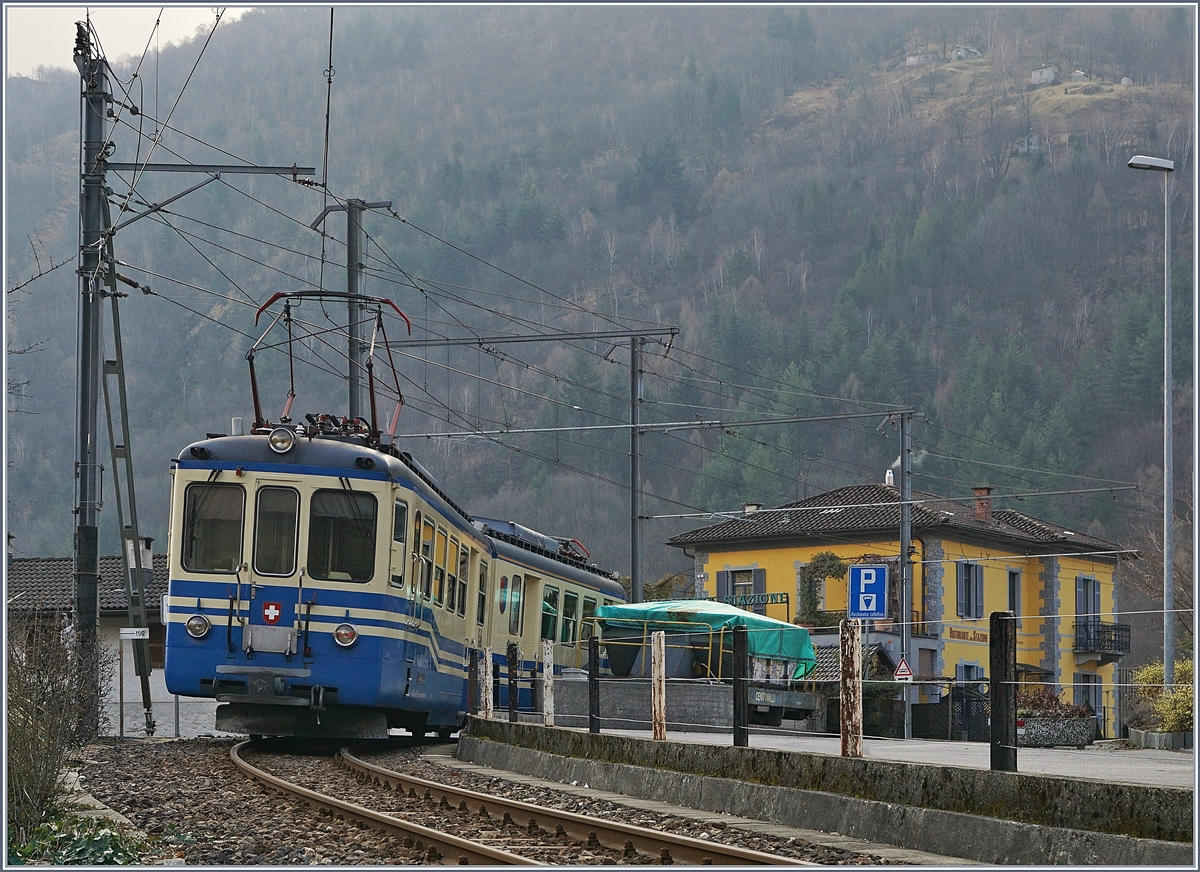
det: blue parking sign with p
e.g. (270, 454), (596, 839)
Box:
(848, 564), (888, 619)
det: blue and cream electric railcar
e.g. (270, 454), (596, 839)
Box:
(163, 423), (625, 739)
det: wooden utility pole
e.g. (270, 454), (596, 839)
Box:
(732, 625), (749, 747)
(651, 630), (666, 739)
(990, 611), (1018, 771)
(840, 619), (863, 757)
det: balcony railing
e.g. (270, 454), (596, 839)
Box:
(1073, 620), (1131, 656)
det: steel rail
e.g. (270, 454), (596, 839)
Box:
(341, 747), (818, 866)
(229, 741), (540, 865)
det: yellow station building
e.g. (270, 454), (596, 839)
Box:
(667, 481), (1134, 737)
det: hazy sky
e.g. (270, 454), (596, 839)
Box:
(4, 5), (251, 78)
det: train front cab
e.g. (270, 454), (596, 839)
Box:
(163, 458), (453, 738)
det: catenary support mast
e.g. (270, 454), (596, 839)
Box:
(73, 23), (109, 732)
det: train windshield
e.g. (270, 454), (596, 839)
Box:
(182, 483), (245, 572)
(307, 489), (377, 582)
(253, 487), (299, 576)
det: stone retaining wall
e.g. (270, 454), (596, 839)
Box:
(464, 717), (1192, 851)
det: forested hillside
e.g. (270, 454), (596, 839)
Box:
(5, 7), (1193, 654)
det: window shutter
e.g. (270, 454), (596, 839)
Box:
(1075, 576), (1086, 617)
(752, 568), (766, 615)
(1092, 579), (1101, 618)
(956, 563), (966, 617)
(716, 570), (731, 601)
(974, 564), (984, 619)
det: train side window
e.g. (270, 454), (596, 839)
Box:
(420, 518), (435, 599)
(182, 483), (245, 573)
(253, 486), (299, 576)
(476, 561), (488, 626)
(560, 591), (579, 644)
(307, 489), (376, 582)
(457, 547), (470, 618)
(434, 528), (448, 606)
(508, 575), (523, 636)
(393, 502), (408, 544)
(446, 536), (460, 613)
(541, 585), (559, 641)
(580, 596), (597, 639)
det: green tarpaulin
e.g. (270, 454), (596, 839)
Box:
(594, 600), (817, 679)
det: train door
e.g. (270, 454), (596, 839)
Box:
(475, 557), (491, 649)
(243, 481), (303, 657)
(540, 583), (560, 674)
(390, 497), (409, 605)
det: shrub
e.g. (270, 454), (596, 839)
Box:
(6, 609), (114, 846)
(1015, 685), (1092, 718)
(1131, 659), (1194, 732)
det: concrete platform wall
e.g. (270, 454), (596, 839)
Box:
(463, 718), (1192, 862)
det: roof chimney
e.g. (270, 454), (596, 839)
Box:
(743, 502), (762, 515)
(973, 486), (993, 521)
(885, 469), (894, 486)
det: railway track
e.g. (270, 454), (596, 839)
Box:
(231, 740), (817, 865)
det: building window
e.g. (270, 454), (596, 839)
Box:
(956, 562), (984, 619)
(1073, 673), (1103, 722)
(716, 568), (766, 614)
(1007, 570), (1020, 614)
(956, 663), (983, 684)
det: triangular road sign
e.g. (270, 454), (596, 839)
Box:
(894, 656), (913, 681)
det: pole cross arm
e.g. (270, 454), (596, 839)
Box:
(107, 162), (316, 176)
(310, 200), (393, 229)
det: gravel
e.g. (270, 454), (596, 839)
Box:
(75, 737), (904, 865)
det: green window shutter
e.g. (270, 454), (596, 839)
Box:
(752, 568), (766, 615)
(716, 570), (731, 601)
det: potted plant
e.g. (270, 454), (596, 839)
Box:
(1015, 686), (1096, 749)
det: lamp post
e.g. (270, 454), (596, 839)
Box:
(1127, 153), (1175, 689)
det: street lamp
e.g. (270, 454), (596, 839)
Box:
(1127, 153), (1175, 689)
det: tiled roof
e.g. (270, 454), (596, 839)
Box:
(807, 642), (893, 683)
(668, 483), (1124, 556)
(6, 554), (168, 614)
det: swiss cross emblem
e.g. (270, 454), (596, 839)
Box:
(262, 602), (283, 624)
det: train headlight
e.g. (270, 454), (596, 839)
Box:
(333, 623), (358, 648)
(185, 614), (211, 638)
(268, 427), (297, 454)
